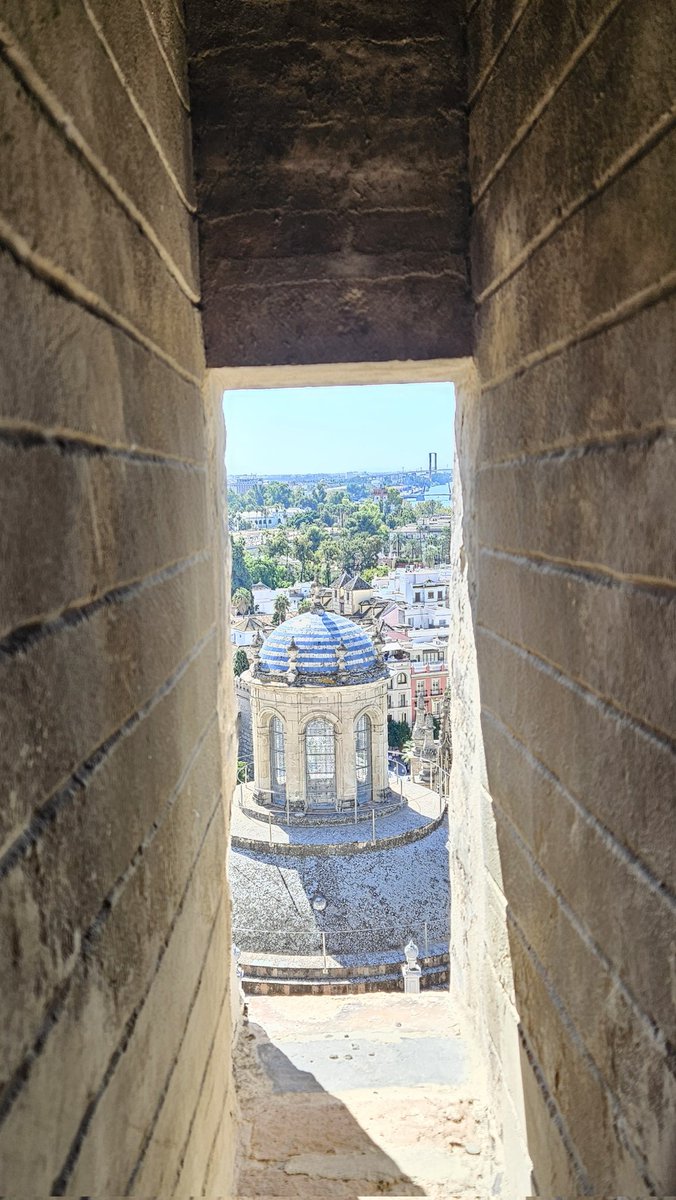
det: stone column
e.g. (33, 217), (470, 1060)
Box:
(285, 693), (304, 803)
(342, 712), (358, 808)
(372, 710), (389, 799)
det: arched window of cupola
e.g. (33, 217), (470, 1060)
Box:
(305, 718), (336, 806)
(355, 713), (373, 806)
(269, 716), (286, 804)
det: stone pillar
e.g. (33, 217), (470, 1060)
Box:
(343, 714), (358, 808)
(285, 701), (304, 804)
(372, 713), (390, 800)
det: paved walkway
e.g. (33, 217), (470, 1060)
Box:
(234, 992), (501, 1198)
(231, 780), (443, 849)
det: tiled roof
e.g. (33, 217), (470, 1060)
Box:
(259, 609), (377, 679)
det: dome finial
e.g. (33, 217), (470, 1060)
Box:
(286, 636), (299, 684)
(335, 639), (347, 673)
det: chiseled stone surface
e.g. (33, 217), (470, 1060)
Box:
(0, 4), (235, 1194)
(467, 1), (676, 1194)
(188, 0), (472, 366)
(235, 992), (500, 1198)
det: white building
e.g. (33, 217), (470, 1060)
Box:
(230, 614), (269, 647)
(239, 509), (287, 529)
(251, 581), (313, 616)
(373, 566), (451, 607)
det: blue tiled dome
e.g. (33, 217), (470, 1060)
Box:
(259, 609), (377, 680)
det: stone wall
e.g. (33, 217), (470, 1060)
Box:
(0, 7), (236, 1193)
(188, 0), (472, 367)
(236, 673), (255, 771)
(448, 368), (532, 1194)
(463, 2), (676, 1194)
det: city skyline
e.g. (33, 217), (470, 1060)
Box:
(223, 382), (455, 475)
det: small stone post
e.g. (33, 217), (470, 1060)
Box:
(402, 938), (422, 994)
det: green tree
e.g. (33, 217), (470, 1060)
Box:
(387, 716), (412, 750)
(249, 556), (284, 589)
(272, 594), (290, 625)
(265, 481), (292, 507)
(233, 648), (250, 676)
(251, 482), (266, 508)
(346, 499), (385, 537)
(231, 538), (252, 592)
(266, 529), (291, 559)
(297, 598), (313, 614)
(316, 540), (338, 585)
(295, 530), (313, 576)
(311, 481), (327, 507)
(232, 587), (253, 615)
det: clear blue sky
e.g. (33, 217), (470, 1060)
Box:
(222, 382), (455, 475)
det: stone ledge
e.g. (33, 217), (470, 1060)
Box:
(242, 965), (450, 996)
(231, 806), (447, 857)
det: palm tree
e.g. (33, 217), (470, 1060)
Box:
(232, 587), (253, 615)
(272, 594), (290, 626)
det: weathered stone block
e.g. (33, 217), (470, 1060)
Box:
(477, 629), (676, 891)
(470, 0), (621, 192)
(174, 992), (235, 1193)
(476, 298), (676, 466)
(189, 0), (455, 52)
(494, 784), (676, 1059)
(0, 555), (215, 855)
(204, 274), (473, 366)
(2, 0), (198, 289)
(477, 128), (676, 383)
(492, 797), (676, 1193)
(477, 434), (676, 582)
(131, 910), (233, 1193)
(478, 551), (676, 737)
(467, 0), (528, 95)
(0, 254), (206, 461)
(67, 880), (229, 1193)
(510, 929), (649, 1194)
(518, 1030), (586, 1196)
(0, 444), (208, 637)
(0, 63), (203, 376)
(0, 790), (225, 1193)
(85, 0), (194, 201)
(189, 0), (471, 366)
(472, 0), (676, 294)
(0, 641), (217, 1075)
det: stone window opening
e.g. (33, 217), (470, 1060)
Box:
(269, 716), (286, 805)
(305, 717), (337, 806)
(354, 713), (373, 805)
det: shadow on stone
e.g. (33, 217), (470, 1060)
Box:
(236, 1022), (426, 1196)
